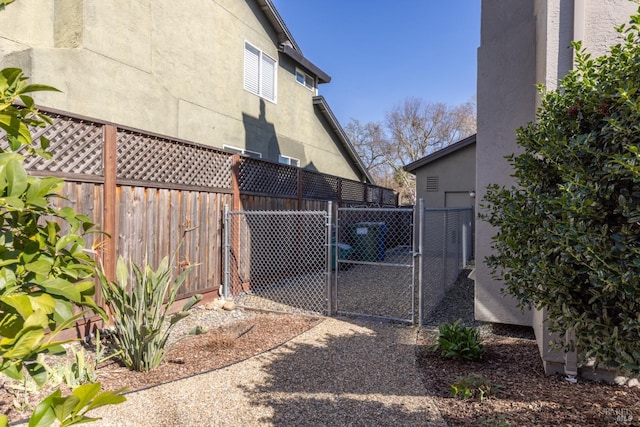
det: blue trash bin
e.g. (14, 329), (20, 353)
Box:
(349, 222), (387, 262)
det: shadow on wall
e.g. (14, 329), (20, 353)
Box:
(243, 98), (279, 162)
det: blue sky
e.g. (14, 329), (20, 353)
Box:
(271, 1), (481, 126)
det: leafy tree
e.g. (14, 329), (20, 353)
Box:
(483, 14), (640, 375)
(0, 67), (125, 425)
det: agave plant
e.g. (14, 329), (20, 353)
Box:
(97, 255), (202, 372)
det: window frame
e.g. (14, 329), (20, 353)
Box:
(278, 154), (300, 167)
(223, 144), (262, 159)
(244, 40), (278, 103)
(295, 68), (315, 91)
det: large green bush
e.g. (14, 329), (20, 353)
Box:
(0, 67), (126, 426)
(483, 13), (640, 375)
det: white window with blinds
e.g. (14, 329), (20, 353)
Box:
(244, 41), (277, 103)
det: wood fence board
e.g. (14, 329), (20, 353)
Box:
(10, 108), (397, 325)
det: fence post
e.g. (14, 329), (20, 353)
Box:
(231, 154), (241, 212)
(223, 204), (230, 299)
(326, 201), (333, 316)
(102, 124), (117, 282)
(297, 168), (303, 211)
(462, 211), (468, 268)
(416, 199), (424, 326)
(442, 210), (448, 295)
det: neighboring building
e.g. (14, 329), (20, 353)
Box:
(476, 0), (637, 375)
(404, 134), (476, 209)
(0, 0), (371, 182)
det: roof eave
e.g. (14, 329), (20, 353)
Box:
(279, 44), (331, 84)
(404, 133), (477, 173)
(313, 96), (374, 184)
(258, 0), (331, 83)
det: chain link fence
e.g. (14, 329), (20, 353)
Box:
(223, 203), (473, 325)
(224, 208), (331, 315)
(334, 207), (415, 323)
(419, 206), (473, 325)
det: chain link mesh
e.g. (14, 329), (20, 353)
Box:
(225, 210), (329, 314)
(335, 207), (415, 322)
(420, 208), (473, 324)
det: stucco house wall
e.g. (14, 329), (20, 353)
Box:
(476, 0), (638, 374)
(405, 135), (476, 209)
(0, 0), (367, 182)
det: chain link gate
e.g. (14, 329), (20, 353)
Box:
(334, 207), (416, 323)
(223, 203), (473, 325)
(418, 203), (474, 326)
(223, 206), (332, 315)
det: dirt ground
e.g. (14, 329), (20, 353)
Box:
(1, 311), (639, 426)
(416, 326), (640, 426)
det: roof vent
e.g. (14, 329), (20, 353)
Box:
(426, 176), (439, 192)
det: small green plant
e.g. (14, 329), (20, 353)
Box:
(5, 367), (49, 414)
(97, 255), (202, 371)
(450, 374), (499, 401)
(432, 319), (484, 361)
(44, 345), (97, 389)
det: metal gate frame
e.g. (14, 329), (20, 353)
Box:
(223, 203), (333, 315)
(333, 205), (417, 324)
(222, 201), (472, 325)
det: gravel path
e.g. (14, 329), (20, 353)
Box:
(87, 317), (446, 427)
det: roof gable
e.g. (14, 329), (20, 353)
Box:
(404, 134), (476, 173)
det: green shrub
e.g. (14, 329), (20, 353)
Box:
(97, 255), (202, 372)
(482, 10), (640, 375)
(432, 319), (484, 361)
(48, 345), (97, 389)
(450, 374), (499, 401)
(0, 66), (125, 426)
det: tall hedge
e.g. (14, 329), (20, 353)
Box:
(483, 12), (640, 375)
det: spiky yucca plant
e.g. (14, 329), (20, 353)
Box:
(97, 255), (202, 372)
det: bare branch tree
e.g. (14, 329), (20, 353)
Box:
(384, 97), (476, 204)
(344, 118), (390, 183)
(345, 98), (476, 205)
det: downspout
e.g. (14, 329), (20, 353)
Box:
(564, 0), (585, 381)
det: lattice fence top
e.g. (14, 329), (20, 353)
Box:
(117, 130), (233, 190)
(367, 186), (382, 204)
(0, 113), (104, 176)
(0, 108), (397, 204)
(382, 188), (397, 205)
(237, 157), (298, 196)
(340, 179), (365, 202)
(301, 170), (338, 200)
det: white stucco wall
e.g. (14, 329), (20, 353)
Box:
(476, 0), (537, 326)
(477, 0), (638, 374)
(0, 0), (362, 181)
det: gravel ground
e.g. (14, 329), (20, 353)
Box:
(8, 268), (482, 426)
(85, 268), (481, 427)
(86, 316), (446, 427)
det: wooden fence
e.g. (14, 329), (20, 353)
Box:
(2, 107), (397, 313)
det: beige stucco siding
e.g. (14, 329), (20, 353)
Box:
(477, 0), (638, 373)
(0, 0), (362, 181)
(414, 144), (476, 209)
(476, 0), (537, 326)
